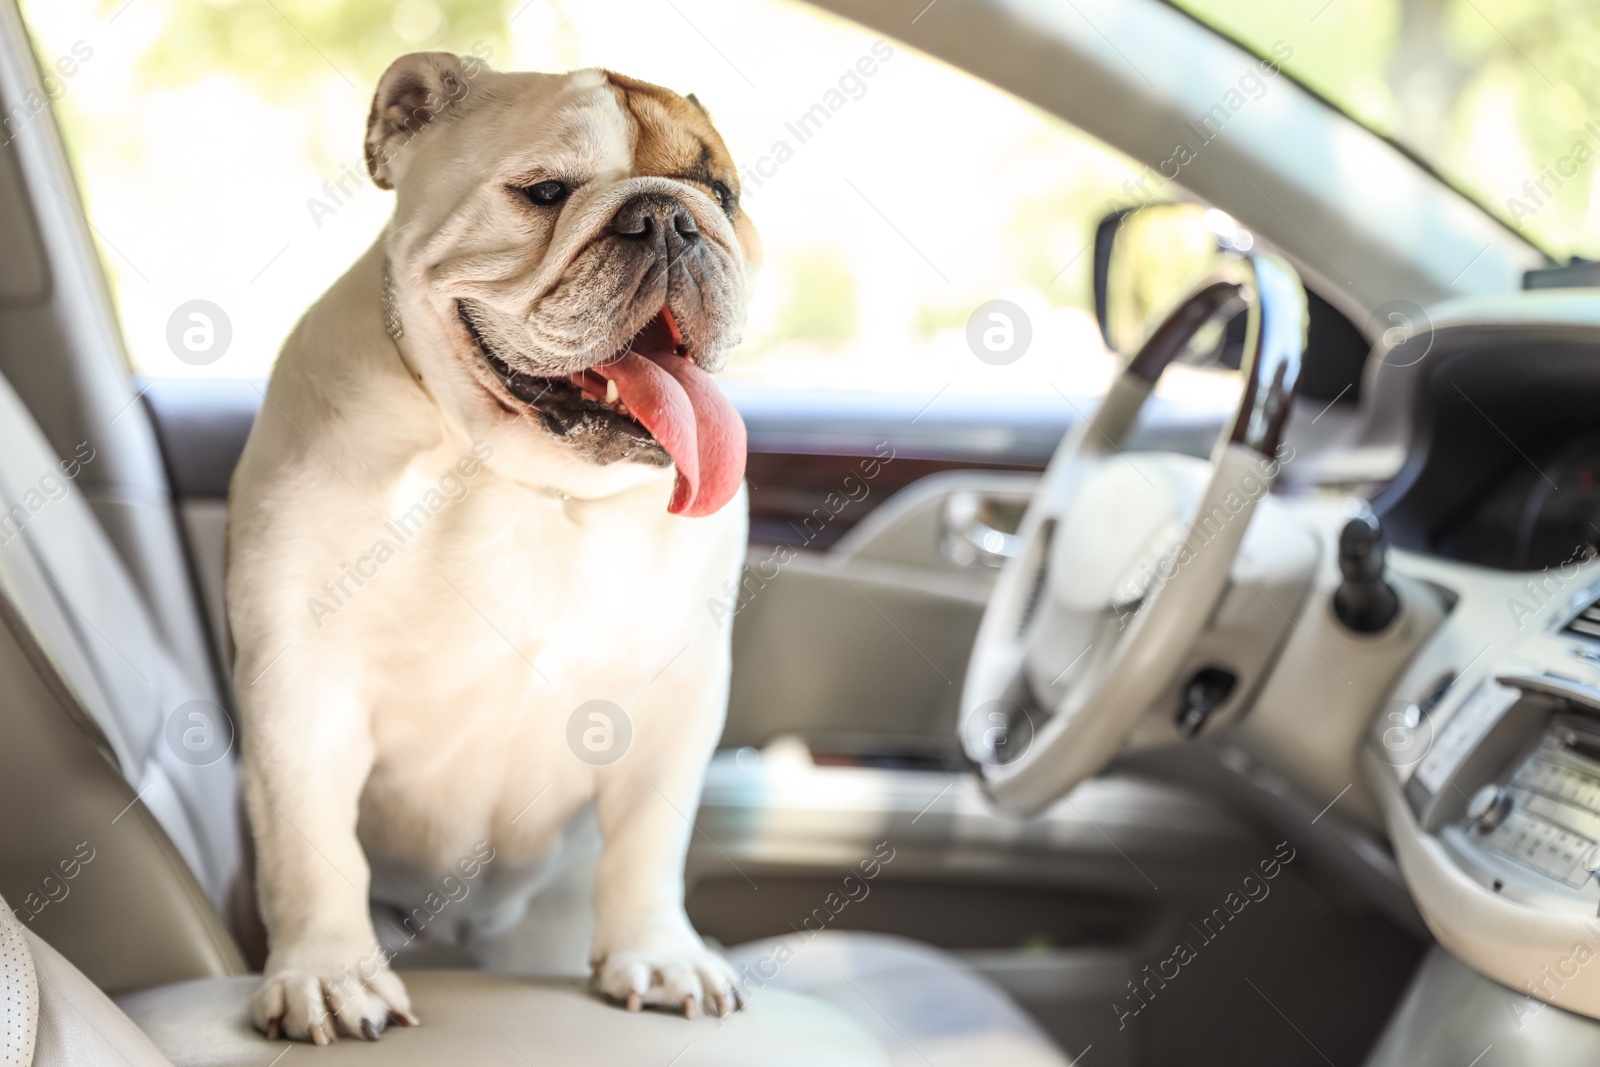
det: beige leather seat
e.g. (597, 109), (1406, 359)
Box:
(2, 899), (889, 1066)
(0, 371), (244, 996)
(0, 364), (1070, 1065)
(4, 905), (1079, 1067)
(725, 933), (1072, 1067)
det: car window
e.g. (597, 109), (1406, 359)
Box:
(1169, 0), (1596, 261)
(18, 0), (1237, 411)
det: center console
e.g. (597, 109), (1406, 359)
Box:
(1367, 577), (1600, 1023)
(1410, 681), (1600, 910)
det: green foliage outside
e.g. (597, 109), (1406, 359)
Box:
(104, 0), (513, 96)
(773, 249), (857, 344)
(1173, 0), (1600, 260)
(19, 0), (1589, 382)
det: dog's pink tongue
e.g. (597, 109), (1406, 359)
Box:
(596, 310), (746, 517)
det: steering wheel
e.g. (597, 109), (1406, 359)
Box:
(960, 253), (1308, 815)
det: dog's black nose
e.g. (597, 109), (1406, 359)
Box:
(611, 193), (699, 255)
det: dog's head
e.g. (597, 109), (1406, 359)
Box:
(367, 53), (760, 517)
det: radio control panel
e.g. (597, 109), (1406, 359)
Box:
(1438, 713), (1600, 908)
(1472, 721), (1600, 888)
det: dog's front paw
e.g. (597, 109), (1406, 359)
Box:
(592, 936), (743, 1020)
(253, 943), (417, 1045)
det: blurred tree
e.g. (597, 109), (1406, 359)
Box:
(102, 0), (514, 95)
(1173, 0), (1600, 258)
(1444, 0), (1600, 256)
(772, 249), (857, 345)
(1388, 0), (1469, 160)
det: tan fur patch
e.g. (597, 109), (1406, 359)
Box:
(603, 72), (761, 268)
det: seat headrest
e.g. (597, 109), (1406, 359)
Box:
(0, 894), (39, 1067)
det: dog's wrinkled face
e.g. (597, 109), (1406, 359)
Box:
(367, 53), (760, 516)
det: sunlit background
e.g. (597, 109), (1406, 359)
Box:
(15, 0), (1149, 403)
(1176, 0), (1600, 261)
(15, 0), (1594, 406)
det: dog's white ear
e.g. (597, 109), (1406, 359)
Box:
(365, 51), (484, 190)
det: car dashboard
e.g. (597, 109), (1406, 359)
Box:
(1304, 291), (1600, 1027)
(1435, 434), (1600, 572)
(1372, 300), (1600, 573)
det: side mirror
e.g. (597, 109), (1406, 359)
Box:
(1093, 203), (1256, 359)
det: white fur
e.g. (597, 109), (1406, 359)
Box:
(226, 60), (751, 1043)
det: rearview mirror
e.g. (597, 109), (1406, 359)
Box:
(1093, 203), (1255, 359)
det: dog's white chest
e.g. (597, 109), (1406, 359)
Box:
(328, 454), (742, 873)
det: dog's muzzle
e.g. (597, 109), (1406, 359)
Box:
(610, 193), (702, 264)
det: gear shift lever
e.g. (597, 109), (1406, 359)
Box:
(1334, 511), (1399, 633)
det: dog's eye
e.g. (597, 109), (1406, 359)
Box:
(710, 180), (736, 217)
(520, 180), (569, 206)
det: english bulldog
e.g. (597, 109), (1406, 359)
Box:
(225, 52), (758, 1044)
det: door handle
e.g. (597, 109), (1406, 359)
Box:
(941, 490), (1021, 568)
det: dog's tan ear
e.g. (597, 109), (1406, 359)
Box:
(365, 52), (483, 189)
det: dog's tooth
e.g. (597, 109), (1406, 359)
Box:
(605, 379), (619, 405)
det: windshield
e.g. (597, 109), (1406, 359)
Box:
(1171, 0), (1594, 262)
(20, 0), (1240, 413)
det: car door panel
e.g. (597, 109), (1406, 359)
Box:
(141, 380), (1227, 755)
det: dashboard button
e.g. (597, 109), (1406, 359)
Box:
(1468, 784), (1513, 832)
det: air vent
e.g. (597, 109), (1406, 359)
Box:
(1565, 597), (1600, 641)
